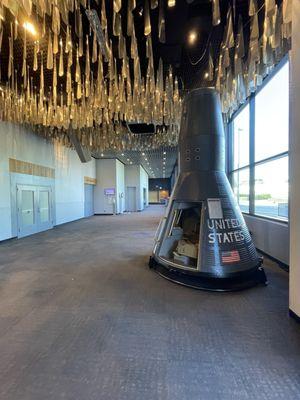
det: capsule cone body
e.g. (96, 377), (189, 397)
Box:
(150, 88), (267, 291)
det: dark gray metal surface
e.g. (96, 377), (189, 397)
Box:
(152, 88), (265, 287)
(0, 206), (299, 400)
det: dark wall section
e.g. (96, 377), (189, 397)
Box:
(149, 178), (171, 191)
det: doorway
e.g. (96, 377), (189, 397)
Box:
(143, 188), (147, 208)
(126, 186), (137, 212)
(84, 184), (94, 217)
(17, 185), (53, 238)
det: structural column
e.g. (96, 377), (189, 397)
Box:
(289, 2), (300, 318)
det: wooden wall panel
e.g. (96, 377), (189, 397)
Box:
(84, 176), (97, 185)
(9, 158), (55, 179)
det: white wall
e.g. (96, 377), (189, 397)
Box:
(125, 165), (139, 211)
(244, 215), (289, 265)
(289, 3), (300, 318)
(140, 166), (149, 209)
(54, 142), (96, 224)
(0, 122), (96, 241)
(124, 165), (149, 211)
(116, 160), (125, 214)
(94, 159), (125, 214)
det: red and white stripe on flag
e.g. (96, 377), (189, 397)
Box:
(221, 250), (240, 264)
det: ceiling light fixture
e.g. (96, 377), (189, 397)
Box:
(168, 0), (176, 7)
(23, 21), (37, 36)
(188, 30), (197, 45)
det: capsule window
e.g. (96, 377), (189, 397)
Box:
(186, 149), (191, 154)
(195, 156), (200, 160)
(195, 148), (200, 152)
(186, 157), (191, 161)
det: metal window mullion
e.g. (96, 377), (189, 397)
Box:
(227, 120), (234, 184)
(249, 94), (255, 215)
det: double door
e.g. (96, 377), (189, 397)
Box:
(17, 185), (53, 238)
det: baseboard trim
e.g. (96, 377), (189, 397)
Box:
(289, 309), (300, 322)
(256, 247), (289, 272)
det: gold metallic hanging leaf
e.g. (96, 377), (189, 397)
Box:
(53, 56), (57, 108)
(113, 12), (122, 36)
(207, 44), (214, 81)
(8, 35), (13, 79)
(59, 38), (64, 76)
(150, 0), (158, 9)
(23, 0), (32, 16)
(47, 30), (53, 69)
(33, 40), (38, 71)
(101, 0), (107, 28)
(158, 0), (166, 43)
(65, 25), (71, 53)
(236, 15), (245, 58)
(14, 19), (18, 40)
(79, 36), (83, 57)
(265, 0), (276, 17)
(85, 36), (90, 97)
(224, 6), (234, 48)
(283, 0), (292, 24)
(144, 0), (151, 36)
(127, 4), (134, 36)
(52, 4), (60, 35)
(212, 0), (221, 26)
(53, 32), (59, 54)
(249, 0), (257, 16)
(75, 48), (80, 82)
(114, 0), (122, 13)
(22, 28), (27, 78)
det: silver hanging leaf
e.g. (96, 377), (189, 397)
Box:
(85, 9), (109, 60)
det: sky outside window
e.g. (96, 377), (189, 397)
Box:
(255, 62), (289, 162)
(233, 104), (250, 170)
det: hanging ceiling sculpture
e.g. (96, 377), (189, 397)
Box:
(0, 0), (182, 153)
(214, 0), (292, 117)
(0, 0), (293, 155)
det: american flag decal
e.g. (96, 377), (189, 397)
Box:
(221, 250), (240, 264)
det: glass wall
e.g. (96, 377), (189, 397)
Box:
(229, 60), (289, 222)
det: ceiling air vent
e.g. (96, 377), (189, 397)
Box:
(127, 123), (156, 135)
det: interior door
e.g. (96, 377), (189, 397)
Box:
(84, 184), (94, 217)
(17, 185), (37, 238)
(37, 187), (53, 232)
(126, 186), (137, 212)
(17, 185), (53, 238)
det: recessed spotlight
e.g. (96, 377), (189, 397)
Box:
(163, 151), (166, 155)
(168, 0), (176, 7)
(204, 72), (209, 79)
(121, 153), (124, 156)
(23, 21), (37, 36)
(188, 30), (197, 45)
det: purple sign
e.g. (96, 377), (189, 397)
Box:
(104, 188), (115, 196)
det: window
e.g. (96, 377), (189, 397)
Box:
(232, 168), (250, 214)
(255, 63), (289, 162)
(254, 157), (288, 220)
(229, 59), (289, 222)
(233, 104), (249, 169)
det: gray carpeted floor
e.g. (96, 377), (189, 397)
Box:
(0, 205), (299, 400)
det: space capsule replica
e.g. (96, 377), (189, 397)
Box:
(149, 88), (267, 291)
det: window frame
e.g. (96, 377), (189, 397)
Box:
(228, 55), (289, 224)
